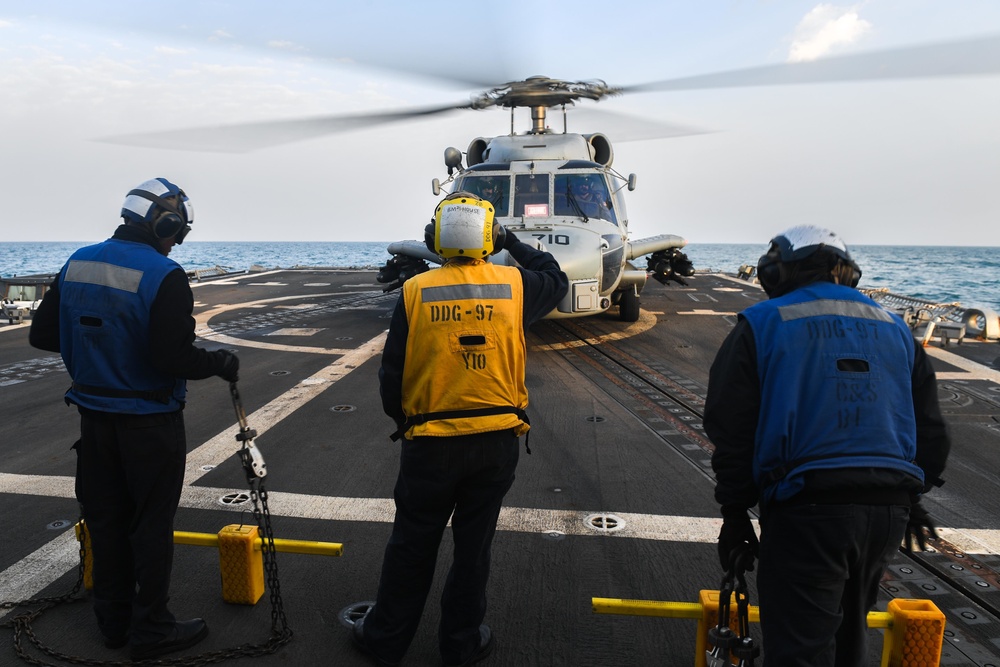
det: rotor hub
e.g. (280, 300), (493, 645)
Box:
(470, 77), (622, 110)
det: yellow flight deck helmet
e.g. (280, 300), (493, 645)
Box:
(432, 192), (500, 258)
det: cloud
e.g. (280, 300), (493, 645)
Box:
(0, 20), (14, 28)
(788, 3), (872, 62)
(155, 45), (190, 56)
(267, 40), (306, 52)
(209, 29), (233, 42)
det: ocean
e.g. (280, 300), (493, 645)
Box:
(2, 241), (998, 312)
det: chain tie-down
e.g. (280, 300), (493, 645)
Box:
(0, 382), (292, 666)
(706, 547), (759, 667)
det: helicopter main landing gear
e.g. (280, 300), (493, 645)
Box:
(617, 288), (641, 322)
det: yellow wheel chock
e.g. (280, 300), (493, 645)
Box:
(592, 591), (945, 667)
(76, 521), (342, 605)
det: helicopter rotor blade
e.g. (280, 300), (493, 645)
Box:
(568, 107), (714, 143)
(622, 33), (1000, 93)
(98, 101), (476, 153)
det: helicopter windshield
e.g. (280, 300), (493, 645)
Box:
(554, 174), (617, 225)
(513, 174), (550, 218)
(461, 175), (510, 217)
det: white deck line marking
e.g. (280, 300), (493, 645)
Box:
(677, 310), (737, 316)
(0, 323), (30, 335)
(0, 530), (80, 620)
(6, 473), (1000, 555)
(925, 346), (1000, 384)
(194, 290), (382, 355)
(6, 473), (1000, 614)
(183, 330), (388, 485)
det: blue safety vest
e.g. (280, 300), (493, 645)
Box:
(741, 281), (924, 504)
(58, 239), (186, 414)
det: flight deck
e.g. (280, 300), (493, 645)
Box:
(2, 268), (1000, 666)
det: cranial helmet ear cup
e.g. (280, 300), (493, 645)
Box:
(756, 248), (785, 296)
(153, 211), (185, 239)
(845, 259), (862, 288)
(424, 222), (437, 255)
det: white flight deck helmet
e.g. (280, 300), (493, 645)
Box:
(121, 178), (194, 244)
(756, 225), (862, 297)
(431, 192), (504, 258)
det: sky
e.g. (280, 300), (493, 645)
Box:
(1, 1), (998, 247)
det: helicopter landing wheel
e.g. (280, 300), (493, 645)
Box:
(618, 289), (640, 322)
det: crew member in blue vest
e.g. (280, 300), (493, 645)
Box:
(704, 225), (950, 666)
(29, 178), (239, 660)
(350, 193), (568, 667)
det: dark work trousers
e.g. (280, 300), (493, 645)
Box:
(363, 429), (520, 665)
(756, 503), (909, 667)
(75, 407), (186, 645)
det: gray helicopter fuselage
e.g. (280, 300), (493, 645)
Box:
(455, 132), (636, 319)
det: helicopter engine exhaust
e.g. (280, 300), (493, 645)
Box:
(584, 134), (613, 167)
(466, 138), (489, 167)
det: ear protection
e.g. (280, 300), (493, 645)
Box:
(153, 210), (186, 240)
(756, 246), (784, 296)
(839, 259), (862, 288)
(757, 244), (862, 296)
(126, 188), (191, 242)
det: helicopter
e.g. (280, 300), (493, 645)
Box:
(372, 76), (696, 322)
(100, 32), (1000, 324)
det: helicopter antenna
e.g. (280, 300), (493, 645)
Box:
(561, 105), (567, 134)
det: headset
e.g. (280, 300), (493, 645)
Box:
(757, 226), (862, 297)
(125, 188), (192, 243)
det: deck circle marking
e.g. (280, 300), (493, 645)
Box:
(219, 492), (251, 506)
(530, 310), (658, 352)
(338, 601), (376, 628)
(331, 405), (356, 413)
(200, 465), (215, 472)
(585, 416), (606, 423)
(586, 514), (625, 532)
(46, 520), (71, 530)
(270, 370), (290, 376)
(543, 530), (566, 541)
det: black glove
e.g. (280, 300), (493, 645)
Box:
(424, 222), (438, 255)
(492, 225), (507, 254)
(718, 507), (759, 573)
(905, 500), (939, 552)
(502, 225), (519, 251)
(216, 350), (240, 383)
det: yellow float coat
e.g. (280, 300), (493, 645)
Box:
(401, 260), (529, 439)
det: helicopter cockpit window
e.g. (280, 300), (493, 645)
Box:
(513, 174), (550, 218)
(461, 175), (510, 217)
(554, 174), (617, 225)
